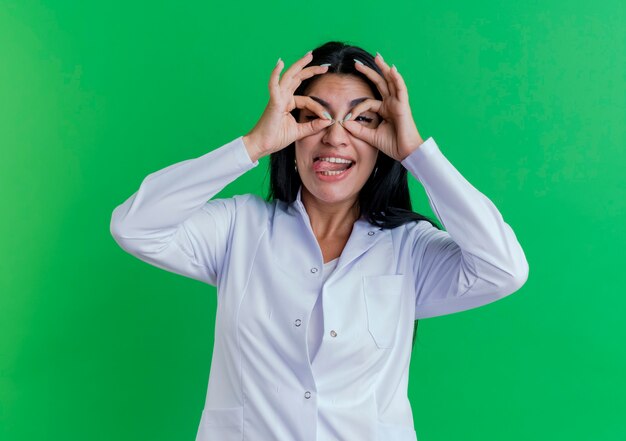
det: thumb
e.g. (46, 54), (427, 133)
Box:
(342, 120), (374, 144)
(300, 117), (334, 138)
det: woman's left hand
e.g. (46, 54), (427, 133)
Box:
(341, 53), (424, 162)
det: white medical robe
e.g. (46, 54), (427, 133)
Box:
(110, 135), (529, 440)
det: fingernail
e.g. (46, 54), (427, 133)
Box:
(392, 64), (397, 72)
(276, 57), (282, 65)
(376, 52), (383, 60)
(320, 63), (331, 67)
(322, 111), (332, 120)
(305, 50), (312, 57)
(353, 58), (364, 65)
(343, 112), (352, 122)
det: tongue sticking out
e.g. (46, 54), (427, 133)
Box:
(313, 161), (352, 172)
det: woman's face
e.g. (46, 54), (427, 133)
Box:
(295, 74), (381, 210)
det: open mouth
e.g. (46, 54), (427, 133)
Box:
(313, 157), (355, 176)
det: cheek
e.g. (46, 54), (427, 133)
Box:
(294, 142), (310, 162)
(295, 143), (317, 174)
(364, 150), (379, 169)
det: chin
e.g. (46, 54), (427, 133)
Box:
(304, 182), (361, 203)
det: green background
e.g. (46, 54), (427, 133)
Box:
(1, 0), (624, 439)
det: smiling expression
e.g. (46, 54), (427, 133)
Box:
(295, 74), (381, 210)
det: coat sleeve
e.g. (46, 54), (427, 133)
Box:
(109, 135), (259, 286)
(400, 137), (529, 319)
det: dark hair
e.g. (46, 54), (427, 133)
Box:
(264, 41), (442, 345)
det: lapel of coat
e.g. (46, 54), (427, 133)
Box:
(287, 185), (389, 276)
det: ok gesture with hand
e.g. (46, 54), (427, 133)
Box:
(244, 51), (334, 162)
(341, 54), (425, 162)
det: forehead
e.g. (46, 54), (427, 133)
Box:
(304, 74), (374, 100)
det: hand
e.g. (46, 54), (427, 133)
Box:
(243, 51), (335, 161)
(341, 54), (424, 162)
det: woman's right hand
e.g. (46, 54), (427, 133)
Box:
(243, 51), (334, 162)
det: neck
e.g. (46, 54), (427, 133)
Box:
(300, 187), (360, 239)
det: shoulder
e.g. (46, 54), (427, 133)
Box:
(407, 219), (439, 233)
(235, 193), (275, 214)
(391, 218), (438, 237)
(390, 219), (448, 253)
(200, 194), (277, 225)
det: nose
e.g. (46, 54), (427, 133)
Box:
(322, 118), (350, 147)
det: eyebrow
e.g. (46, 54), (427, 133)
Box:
(308, 96), (370, 112)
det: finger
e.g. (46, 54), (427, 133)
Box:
(373, 53), (397, 99)
(280, 51), (314, 87)
(341, 119), (378, 146)
(343, 98), (383, 124)
(285, 64), (329, 95)
(292, 95), (335, 121)
(269, 58), (284, 97)
(297, 115), (335, 138)
(292, 95), (334, 137)
(389, 64), (409, 103)
(354, 59), (391, 98)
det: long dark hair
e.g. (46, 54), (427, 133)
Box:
(264, 41), (442, 346)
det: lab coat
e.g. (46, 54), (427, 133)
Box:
(110, 135), (529, 441)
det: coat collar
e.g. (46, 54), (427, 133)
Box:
(284, 185), (388, 274)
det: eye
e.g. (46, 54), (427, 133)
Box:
(304, 114), (376, 124)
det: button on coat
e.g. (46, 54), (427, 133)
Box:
(110, 135), (529, 440)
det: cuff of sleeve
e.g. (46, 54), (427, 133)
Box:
(232, 135), (260, 168)
(400, 136), (439, 170)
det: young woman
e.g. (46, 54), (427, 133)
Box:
(110, 41), (529, 441)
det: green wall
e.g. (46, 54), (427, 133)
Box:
(1, 1), (624, 439)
